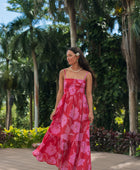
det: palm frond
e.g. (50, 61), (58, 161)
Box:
(8, 16), (29, 36)
(11, 29), (30, 58)
(131, 1), (140, 38)
(0, 24), (9, 37)
(34, 27), (46, 40)
(0, 37), (8, 55)
(132, 20), (140, 38)
(48, 0), (57, 16)
(8, 0), (46, 21)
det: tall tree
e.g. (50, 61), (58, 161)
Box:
(64, 0), (76, 47)
(121, 0), (140, 156)
(0, 24), (14, 130)
(7, 0), (47, 129)
(11, 56), (34, 129)
(49, 0), (88, 47)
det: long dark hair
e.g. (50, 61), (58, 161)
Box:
(67, 47), (97, 92)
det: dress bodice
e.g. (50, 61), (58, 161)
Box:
(64, 78), (86, 95)
(63, 68), (89, 95)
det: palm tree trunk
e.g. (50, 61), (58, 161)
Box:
(5, 92), (8, 128)
(32, 49), (39, 129)
(121, 0), (138, 156)
(30, 93), (33, 130)
(5, 59), (9, 128)
(67, 0), (77, 47)
(6, 90), (11, 130)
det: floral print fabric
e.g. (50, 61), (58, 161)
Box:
(32, 72), (92, 170)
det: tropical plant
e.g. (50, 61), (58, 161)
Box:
(48, 0), (89, 47)
(7, 0), (47, 129)
(118, 0), (140, 156)
(0, 24), (15, 130)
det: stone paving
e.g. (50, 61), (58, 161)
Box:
(0, 148), (140, 170)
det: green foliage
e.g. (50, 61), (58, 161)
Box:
(77, 4), (128, 131)
(131, 0), (140, 38)
(7, 0), (47, 17)
(38, 25), (70, 126)
(0, 125), (49, 148)
(15, 92), (28, 117)
(88, 35), (128, 131)
(0, 114), (6, 128)
(39, 82), (56, 127)
(1, 71), (13, 89)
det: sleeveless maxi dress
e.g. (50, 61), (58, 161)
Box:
(32, 69), (92, 170)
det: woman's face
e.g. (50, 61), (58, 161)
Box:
(66, 50), (79, 65)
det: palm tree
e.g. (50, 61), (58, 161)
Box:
(49, 0), (88, 47)
(0, 24), (14, 130)
(7, 0), (47, 129)
(64, 0), (77, 47)
(11, 57), (34, 129)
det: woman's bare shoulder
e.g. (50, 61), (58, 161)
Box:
(59, 69), (65, 78)
(59, 67), (70, 76)
(82, 70), (92, 80)
(82, 69), (90, 74)
(86, 71), (92, 80)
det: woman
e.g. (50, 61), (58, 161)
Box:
(32, 47), (97, 170)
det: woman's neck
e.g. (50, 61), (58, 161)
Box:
(70, 64), (82, 71)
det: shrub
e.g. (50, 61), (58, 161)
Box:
(90, 125), (140, 156)
(0, 126), (49, 148)
(0, 126), (14, 148)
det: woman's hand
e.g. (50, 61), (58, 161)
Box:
(88, 112), (94, 124)
(50, 110), (56, 120)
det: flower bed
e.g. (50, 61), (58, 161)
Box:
(0, 126), (49, 148)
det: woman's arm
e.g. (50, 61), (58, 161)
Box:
(54, 69), (64, 111)
(86, 72), (94, 115)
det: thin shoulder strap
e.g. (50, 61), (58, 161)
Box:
(64, 69), (66, 79)
(84, 71), (88, 80)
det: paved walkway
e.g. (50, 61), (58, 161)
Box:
(0, 148), (140, 170)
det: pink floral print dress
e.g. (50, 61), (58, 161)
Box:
(32, 69), (92, 170)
